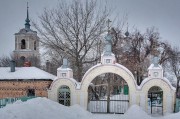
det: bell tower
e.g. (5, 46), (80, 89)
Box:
(13, 3), (40, 66)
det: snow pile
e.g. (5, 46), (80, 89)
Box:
(123, 105), (153, 119)
(0, 97), (92, 119)
(163, 112), (180, 119)
(1, 97), (180, 119)
(70, 104), (92, 118)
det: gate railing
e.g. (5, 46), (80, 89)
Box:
(88, 95), (129, 114)
(148, 91), (163, 115)
(175, 98), (180, 112)
(0, 96), (37, 108)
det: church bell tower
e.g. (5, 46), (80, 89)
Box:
(13, 3), (40, 66)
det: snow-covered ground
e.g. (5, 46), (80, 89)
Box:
(0, 97), (180, 119)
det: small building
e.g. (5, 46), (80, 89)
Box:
(0, 66), (55, 99)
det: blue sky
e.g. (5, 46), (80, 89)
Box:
(0, 0), (179, 57)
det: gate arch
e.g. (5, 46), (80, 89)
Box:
(80, 63), (137, 108)
(140, 78), (176, 114)
(48, 78), (76, 105)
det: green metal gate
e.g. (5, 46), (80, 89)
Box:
(58, 86), (71, 106)
(175, 98), (180, 112)
(148, 91), (163, 115)
(123, 85), (129, 95)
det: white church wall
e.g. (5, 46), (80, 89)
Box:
(139, 93), (146, 111)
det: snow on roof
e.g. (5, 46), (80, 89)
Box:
(148, 64), (162, 70)
(138, 77), (176, 91)
(57, 67), (72, 71)
(15, 28), (37, 35)
(50, 77), (81, 89)
(0, 67), (56, 80)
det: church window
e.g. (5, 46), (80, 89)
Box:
(21, 39), (26, 49)
(34, 41), (36, 50)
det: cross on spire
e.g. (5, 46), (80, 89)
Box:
(25, 2), (31, 29)
(127, 22), (129, 31)
(27, 2), (29, 18)
(107, 19), (111, 32)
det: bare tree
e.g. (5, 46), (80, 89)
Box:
(110, 27), (160, 85)
(0, 54), (41, 68)
(0, 55), (11, 67)
(168, 47), (180, 97)
(159, 41), (172, 65)
(33, 0), (110, 81)
(105, 26), (177, 86)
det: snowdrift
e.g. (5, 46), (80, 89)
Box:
(0, 97), (180, 119)
(0, 97), (92, 119)
(124, 105), (153, 119)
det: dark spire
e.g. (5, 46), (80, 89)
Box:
(125, 23), (129, 37)
(25, 2), (30, 29)
(107, 19), (111, 33)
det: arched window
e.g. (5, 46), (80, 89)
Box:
(34, 41), (36, 50)
(21, 39), (26, 49)
(58, 86), (70, 106)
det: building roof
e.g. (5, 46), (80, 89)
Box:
(148, 63), (162, 70)
(15, 28), (37, 35)
(0, 67), (56, 80)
